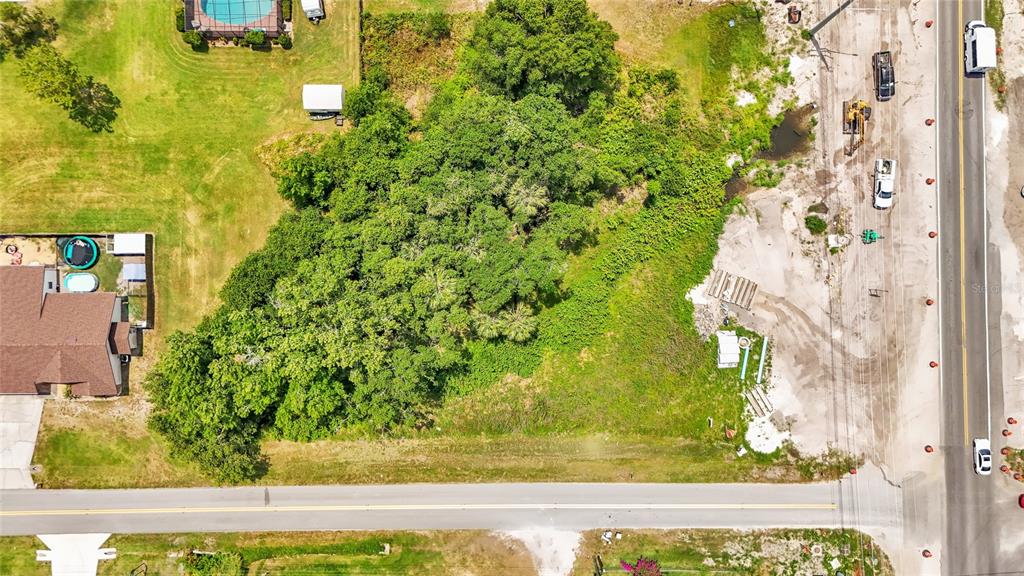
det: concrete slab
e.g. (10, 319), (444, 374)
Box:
(0, 395), (45, 489)
(36, 534), (115, 576)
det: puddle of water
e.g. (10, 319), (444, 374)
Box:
(763, 104), (814, 160)
(725, 104), (815, 198)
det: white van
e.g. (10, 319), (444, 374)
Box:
(301, 0), (325, 21)
(964, 20), (997, 74)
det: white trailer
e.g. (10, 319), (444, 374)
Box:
(300, 0), (325, 21)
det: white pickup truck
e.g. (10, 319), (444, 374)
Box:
(873, 159), (896, 209)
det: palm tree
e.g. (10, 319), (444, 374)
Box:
(505, 180), (549, 228)
(500, 301), (537, 342)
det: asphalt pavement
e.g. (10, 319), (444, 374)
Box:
(935, 1), (1019, 574)
(0, 482), (900, 536)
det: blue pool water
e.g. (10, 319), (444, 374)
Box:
(201, 0), (273, 25)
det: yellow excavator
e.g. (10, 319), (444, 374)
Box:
(843, 99), (872, 156)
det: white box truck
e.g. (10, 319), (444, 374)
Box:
(301, 0), (325, 22)
(873, 158), (896, 210)
(964, 20), (997, 74)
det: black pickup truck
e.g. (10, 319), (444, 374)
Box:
(873, 51), (895, 101)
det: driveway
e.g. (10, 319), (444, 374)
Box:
(0, 396), (44, 489)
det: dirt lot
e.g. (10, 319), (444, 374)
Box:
(689, 0), (944, 572)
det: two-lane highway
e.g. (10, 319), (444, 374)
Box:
(0, 482), (899, 536)
(935, 1), (1013, 574)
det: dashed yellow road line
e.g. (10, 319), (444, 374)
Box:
(957, 0), (970, 446)
(0, 502), (837, 518)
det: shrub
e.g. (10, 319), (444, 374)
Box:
(804, 215), (827, 235)
(181, 30), (204, 49)
(278, 33), (292, 49)
(751, 166), (783, 188)
(243, 29), (266, 47)
(184, 551), (242, 576)
(175, 5), (185, 32)
(281, 0), (292, 21)
(416, 11), (451, 43)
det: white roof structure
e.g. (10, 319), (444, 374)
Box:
(302, 84), (344, 112)
(301, 0), (323, 12)
(122, 263), (146, 282)
(111, 234), (146, 255)
(716, 330), (741, 368)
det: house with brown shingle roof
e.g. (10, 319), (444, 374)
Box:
(0, 266), (137, 396)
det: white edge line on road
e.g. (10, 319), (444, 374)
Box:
(0, 503), (839, 517)
(935, 0), (945, 441)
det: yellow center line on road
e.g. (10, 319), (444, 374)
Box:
(0, 503), (837, 518)
(958, 0), (970, 446)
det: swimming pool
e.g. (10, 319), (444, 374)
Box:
(201, 0), (274, 25)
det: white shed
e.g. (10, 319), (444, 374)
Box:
(302, 84), (344, 117)
(111, 234), (146, 255)
(716, 330), (741, 368)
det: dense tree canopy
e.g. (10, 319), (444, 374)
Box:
(465, 0), (620, 112)
(146, 1), (768, 482)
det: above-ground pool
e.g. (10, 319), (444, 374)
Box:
(201, 0), (274, 25)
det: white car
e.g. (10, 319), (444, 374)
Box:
(973, 438), (992, 475)
(873, 158), (896, 210)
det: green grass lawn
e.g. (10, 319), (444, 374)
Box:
(0, 0), (359, 342)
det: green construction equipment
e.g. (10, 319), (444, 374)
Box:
(861, 229), (883, 244)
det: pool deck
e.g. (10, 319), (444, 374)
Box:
(186, 0), (282, 37)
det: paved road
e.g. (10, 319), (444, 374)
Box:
(935, 1), (1021, 574)
(0, 482), (899, 536)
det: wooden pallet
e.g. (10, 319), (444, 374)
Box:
(706, 269), (759, 310)
(744, 386), (774, 418)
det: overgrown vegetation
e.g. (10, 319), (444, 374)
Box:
(146, 0), (792, 482)
(985, 0), (1007, 110)
(804, 215), (827, 235)
(572, 529), (893, 575)
(360, 10), (464, 104)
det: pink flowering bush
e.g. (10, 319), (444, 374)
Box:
(620, 556), (662, 576)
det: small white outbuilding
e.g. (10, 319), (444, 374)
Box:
(111, 233), (146, 255)
(716, 330), (741, 368)
(302, 84), (344, 118)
